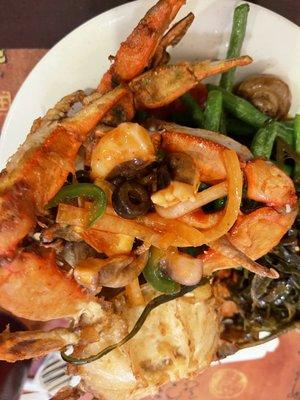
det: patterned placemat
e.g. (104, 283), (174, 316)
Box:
(0, 49), (299, 400)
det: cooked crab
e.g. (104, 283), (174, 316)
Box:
(0, 1), (297, 400)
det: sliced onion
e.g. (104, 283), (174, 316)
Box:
(155, 181), (227, 219)
(209, 235), (279, 279)
(202, 149), (243, 243)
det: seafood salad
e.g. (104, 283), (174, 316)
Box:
(0, 1), (299, 399)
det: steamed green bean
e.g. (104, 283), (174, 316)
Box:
(220, 4), (250, 91)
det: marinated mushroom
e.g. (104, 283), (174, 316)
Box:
(236, 74), (291, 119)
(167, 152), (199, 187)
(107, 159), (150, 180)
(165, 249), (203, 286)
(74, 251), (149, 292)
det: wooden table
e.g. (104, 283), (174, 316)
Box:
(0, 1), (299, 399)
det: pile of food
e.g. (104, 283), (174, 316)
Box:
(0, 1), (299, 399)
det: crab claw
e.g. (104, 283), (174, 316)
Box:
(0, 328), (79, 362)
(129, 56), (252, 108)
(98, 0), (187, 125)
(0, 249), (104, 321)
(0, 86), (127, 257)
(98, 0), (186, 91)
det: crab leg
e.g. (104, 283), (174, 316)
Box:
(0, 327), (79, 362)
(98, 0), (186, 92)
(129, 56), (252, 108)
(0, 86), (126, 257)
(98, 0), (186, 124)
(151, 12), (195, 68)
(0, 249), (108, 321)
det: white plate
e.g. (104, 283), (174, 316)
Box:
(1, 0), (299, 363)
(1, 0), (300, 168)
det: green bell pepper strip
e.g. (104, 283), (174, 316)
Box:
(61, 278), (208, 365)
(207, 84), (270, 128)
(203, 90), (223, 131)
(180, 93), (204, 127)
(46, 183), (107, 227)
(143, 247), (181, 294)
(220, 3), (250, 91)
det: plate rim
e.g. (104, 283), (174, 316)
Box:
(1, 0), (300, 159)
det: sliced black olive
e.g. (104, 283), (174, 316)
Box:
(112, 181), (151, 219)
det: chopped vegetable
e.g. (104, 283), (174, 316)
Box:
(112, 181), (151, 219)
(203, 90), (223, 131)
(61, 279), (207, 365)
(180, 93), (204, 127)
(125, 278), (145, 306)
(143, 246), (181, 294)
(46, 183), (107, 227)
(155, 181), (227, 219)
(207, 84), (270, 128)
(220, 3), (250, 91)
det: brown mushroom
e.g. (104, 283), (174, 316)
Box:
(165, 249), (203, 286)
(74, 251), (149, 292)
(167, 152), (199, 187)
(236, 74), (291, 119)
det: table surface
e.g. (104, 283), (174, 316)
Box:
(0, 1), (300, 400)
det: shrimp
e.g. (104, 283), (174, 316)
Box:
(148, 127), (297, 276)
(202, 207), (297, 276)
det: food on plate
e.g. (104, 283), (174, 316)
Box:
(0, 1), (299, 399)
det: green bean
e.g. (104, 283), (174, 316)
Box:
(294, 115), (300, 181)
(203, 90), (223, 131)
(219, 110), (227, 134)
(251, 121), (278, 158)
(180, 93), (204, 127)
(277, 126), (294, 147)
(220, 4), (250, 91)
(207, 84), (270, 128)
(225, 116), (256, 137)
